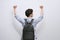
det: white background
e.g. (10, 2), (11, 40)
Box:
(0, 0), (60, 40)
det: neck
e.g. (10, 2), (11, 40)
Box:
(27, 16), (32, 18)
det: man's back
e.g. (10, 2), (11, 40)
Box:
(23, 19), (34, 40)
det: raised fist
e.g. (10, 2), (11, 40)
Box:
(13, 5), (17, 9)
(40, 5), (43, 9)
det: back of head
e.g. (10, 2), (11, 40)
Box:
(25, 9), (33, 17)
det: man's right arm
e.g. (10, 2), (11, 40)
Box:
(13, 5), (25, 25)
(13, 5), (17, 16)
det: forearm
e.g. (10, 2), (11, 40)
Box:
(14, 9), (16, 16)
(13, 5), (17, 16)
(40, 9), (44, 16)
(40, 5), (44, 16)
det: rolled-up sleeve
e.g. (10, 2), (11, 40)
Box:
(15, 15), (25, 26)
(33, 16), (43, 27)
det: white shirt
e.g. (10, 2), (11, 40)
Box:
(15, 15), (43, 40)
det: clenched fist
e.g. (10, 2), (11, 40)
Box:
(13, 5), (17, 9)
(40, 5), (43, 9)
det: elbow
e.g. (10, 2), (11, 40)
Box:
(40, 16), (43, 20)
(42, 16), (43, 19)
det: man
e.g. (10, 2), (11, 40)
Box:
(13, 5), (44, 40)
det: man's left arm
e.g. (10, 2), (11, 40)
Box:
(40, 5), (44, 16)
(33, 5), (44, 25)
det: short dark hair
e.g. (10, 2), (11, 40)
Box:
(25, 9), (33, 17)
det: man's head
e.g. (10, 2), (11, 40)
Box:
(25, 9), (33, 17)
